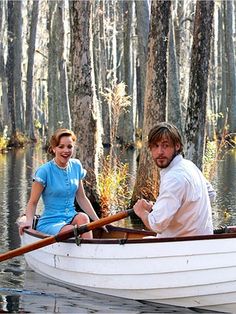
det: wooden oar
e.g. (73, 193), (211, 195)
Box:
(0, 208), (134, 262)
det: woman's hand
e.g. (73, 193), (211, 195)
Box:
(18, 216), (33, 236)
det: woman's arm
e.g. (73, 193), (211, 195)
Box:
(19, 181), (44, 235)
(75, 181), (100, 221)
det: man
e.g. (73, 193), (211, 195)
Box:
(134, 122), (216, 238)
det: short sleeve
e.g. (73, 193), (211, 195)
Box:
(71, 158), (87, 180)
(80, 163), (86, 180)
(33, 165), (47, 187)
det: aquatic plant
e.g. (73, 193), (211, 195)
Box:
(97, 155), (132, 217)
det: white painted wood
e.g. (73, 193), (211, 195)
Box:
(22, 230), (236, 313)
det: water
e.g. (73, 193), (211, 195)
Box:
(0, 146), (235, 313)
(211, 149), (236, 227)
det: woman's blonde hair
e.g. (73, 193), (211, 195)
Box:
(48, 129), (77, 155)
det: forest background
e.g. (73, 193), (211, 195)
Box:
(0, 0), (236, 217)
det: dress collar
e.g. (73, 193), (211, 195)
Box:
(52, 158), (68, 170)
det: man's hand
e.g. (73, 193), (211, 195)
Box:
(133, 199), (153, 218)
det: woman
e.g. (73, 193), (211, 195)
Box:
(19, 128), (100, 239)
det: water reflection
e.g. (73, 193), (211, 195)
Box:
(0, 268), (219, 313)
(212, 149), (236, 227)
(0, 146), (236, 313)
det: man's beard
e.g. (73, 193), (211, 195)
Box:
(155, 150), (178, 169)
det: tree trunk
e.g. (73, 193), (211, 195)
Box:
(184, 0), (214, 170)
(117, 0), (136, 146)
(224, 0), (236, 134)
(13, 0), (24, 133)
(167, 15), (182, 134)
(217, 1), (226, 135)
(0, 0), (8, 131)
(131, 0), (171, 204)
(70, 0), (102, 205)
(26, 0), (39, 141)
(6, 1), (16, 137)
(48, 0), (70, 136)
(135, 0), (149, 130)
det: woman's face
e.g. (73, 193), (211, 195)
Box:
(53, 135), (75, 167)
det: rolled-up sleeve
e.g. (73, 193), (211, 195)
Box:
(148, 175), (184, 234)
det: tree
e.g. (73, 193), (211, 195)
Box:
(6, 1), (16, 137)
(135, 0), (149, 130)
(13, 0), (24, 132)
(131, 0), (171, 203)
(184, 0), (214, 170)
(48, 0), (71, 136)
(70, 0), (102, 205)
(117, 0), (136, 146)
(0, 0), (8, 132)
(25, 0), (39, 141)
(167, 14), (182, 134)
(223, 0), (236, 134)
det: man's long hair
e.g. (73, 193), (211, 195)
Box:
(148, 122), (183, 155)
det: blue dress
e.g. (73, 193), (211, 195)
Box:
(33, 158), (86, 235)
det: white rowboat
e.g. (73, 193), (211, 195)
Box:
(21, 224), (236, 313)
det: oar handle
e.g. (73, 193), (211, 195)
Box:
(0, 209), (134, 262)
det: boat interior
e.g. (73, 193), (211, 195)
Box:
(24, 217), (236, 244)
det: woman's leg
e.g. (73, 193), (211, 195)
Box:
(60, 213), (92, 239)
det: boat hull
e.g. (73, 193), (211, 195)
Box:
(22, 227), (236, 313)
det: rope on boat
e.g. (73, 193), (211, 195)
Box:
(73, 225), (82, 246)
(214, 225), (231, 234)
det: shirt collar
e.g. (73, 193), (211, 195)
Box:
(160, 154), (183, 176)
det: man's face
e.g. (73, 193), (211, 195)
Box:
(150, 136), (180, 169)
